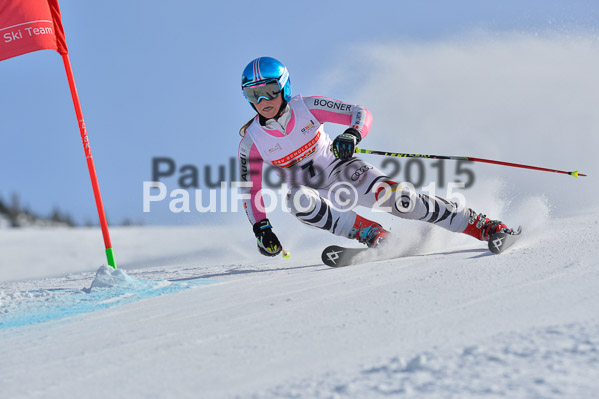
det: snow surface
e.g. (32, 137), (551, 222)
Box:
(1, 200), (598, 398)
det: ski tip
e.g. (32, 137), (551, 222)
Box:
(488, 225), (522, 254)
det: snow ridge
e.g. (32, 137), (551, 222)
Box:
(258, 322), (599, 399)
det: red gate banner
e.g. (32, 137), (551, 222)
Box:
(0, 0), (67, 61)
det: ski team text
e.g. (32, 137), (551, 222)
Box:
(3, 27), (54, 43)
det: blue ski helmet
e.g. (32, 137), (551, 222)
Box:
(241, 57), (291, 105)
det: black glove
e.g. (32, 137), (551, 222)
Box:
(253, 219), (282, 257)
(331, 128), (362, 160)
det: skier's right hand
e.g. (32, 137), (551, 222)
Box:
(331, 128), (362, 160)
(253, 218), (283, 257)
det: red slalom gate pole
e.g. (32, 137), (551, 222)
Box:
(62, 54), (116, 269)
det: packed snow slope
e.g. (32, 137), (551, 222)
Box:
(1, 200), (598, 398)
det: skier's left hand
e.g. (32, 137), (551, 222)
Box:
(253, 218), (283, 257)
(331, 128), (362, 160)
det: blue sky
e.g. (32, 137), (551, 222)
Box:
(1, 0), (597, 226)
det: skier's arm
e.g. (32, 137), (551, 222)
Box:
(304, 96), (373, 139)
(238, 133), (283, 256)
(238, 133), (267, 225)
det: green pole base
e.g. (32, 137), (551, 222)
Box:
(106, 248), (117, 269)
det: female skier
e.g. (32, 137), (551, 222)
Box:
(238, 57), (514, 257)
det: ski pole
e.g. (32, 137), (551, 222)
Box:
(355, 148), (586, 178)
(282, 249), (291, 259)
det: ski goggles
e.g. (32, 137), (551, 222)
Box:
(242, 80), (282, 104)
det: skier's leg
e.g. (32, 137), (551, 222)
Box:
(305, 159), (391, 247)
(364, 174), (515, 241)
(372, 181), (470, 233)
(325, 158), (514, 241)
(285, 185), (355, 237)
(285, 185), (389, 248)
(316, 158), (455, 228)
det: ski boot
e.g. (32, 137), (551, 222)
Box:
(348, 214), (390, 248)
(462, 209), (515, 241)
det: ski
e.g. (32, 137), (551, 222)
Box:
(322, 226), (523, 267)
(321, 245), (370, 267)
(488, 226), (523, 254)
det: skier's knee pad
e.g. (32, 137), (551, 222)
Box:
(393, 187), (419, 214)
(375, 183), (419, 215)
(286, 186), (319, 216)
